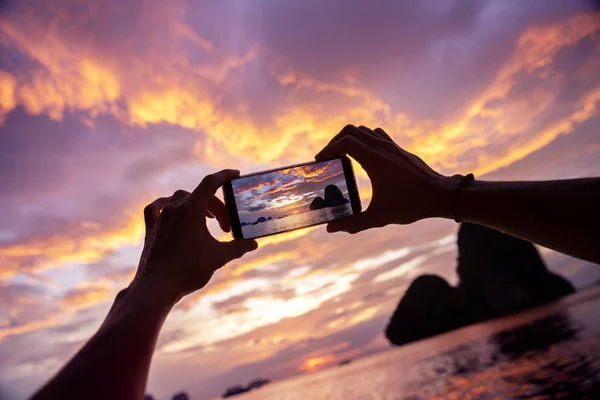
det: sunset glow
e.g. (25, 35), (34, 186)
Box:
(1, 1), (600, 399)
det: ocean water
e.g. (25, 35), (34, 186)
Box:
(241, 204), (353, 239)
(226, 287), (600, 399)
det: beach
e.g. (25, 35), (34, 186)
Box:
(218, 286), (600, 399)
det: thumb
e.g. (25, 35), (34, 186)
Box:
(326, 210), (376, 234)
(221, 239), (259, 263)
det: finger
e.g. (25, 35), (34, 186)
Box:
(325, 124), (384, 148)
(192, 169), (240, 206)
(326, 209), (378, 234)
(168, 189), (190, 204)
(220, 239), (259, 265)
(374, 127), (394, 142)
(359, 125), (393, 144)
(143, 197), (170, 231)
(315, 135), (378, 169)
(358, 125), (379, 139)
(207, 195), (231, 232)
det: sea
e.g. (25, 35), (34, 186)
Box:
(223, 286), (600, 399)
(241, 204), (353, 239)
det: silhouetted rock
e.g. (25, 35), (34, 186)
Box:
(222, 385), (249, 398)
(456, 223), (575, 315)
(222, 379), (271, 398)
(385, 223), (575, 346)
(324, 184), (350, 206)
(172, 392), (189, 400)
(309, 185), (349, 210)
(309, 196), (327, 210)
(386, 275), (473, 346)
(246, 378), (270, 390)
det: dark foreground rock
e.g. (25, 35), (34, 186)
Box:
(309, 184), (349, 210)
(385, 223), (575, 346)
(309, 196), (327, 210)
(172, 392), (189, 400)
(222, 379), (270, 398)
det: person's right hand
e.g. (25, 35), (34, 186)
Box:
(315, 125), (457, 234)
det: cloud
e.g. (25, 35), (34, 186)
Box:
(60, 283), (112, 310)
(0, 281), (59, 341)
(247, 204), (267, 212)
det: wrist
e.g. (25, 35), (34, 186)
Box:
(429, 175), (461, 220)
(126, 276), (181, 312)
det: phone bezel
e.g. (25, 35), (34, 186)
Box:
(222, 156), (362, 240)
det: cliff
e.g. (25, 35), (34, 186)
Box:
(385, 223), (575, 346)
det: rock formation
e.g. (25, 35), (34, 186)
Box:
(309, 196), (326, 210)
(385, 223), (575, 346)
(309, 184), (349, 210)
(222, 379), (270, 398)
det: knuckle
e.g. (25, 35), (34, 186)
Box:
(342, 124), (355, 133)
(173, 189), (189, 198)
(161, 203), (177, 216)
(203, 174), (218, 187)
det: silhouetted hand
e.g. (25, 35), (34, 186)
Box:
(131, 169), (258, 303)
(315, 125), (456, 233)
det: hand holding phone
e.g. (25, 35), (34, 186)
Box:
(223, 157), (361, 239)
(315, 125), (453, 233)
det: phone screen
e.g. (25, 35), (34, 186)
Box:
(230, 159), (357, 239)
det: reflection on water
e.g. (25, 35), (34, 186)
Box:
(241, 204), (352, 239)
(234, 288), (600, 400)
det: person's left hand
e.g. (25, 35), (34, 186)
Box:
(131, 169), (258, 303)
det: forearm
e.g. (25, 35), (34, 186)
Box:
(31, 280), (177, 400)
(454, 178), (600, 264)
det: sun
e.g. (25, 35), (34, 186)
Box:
(298, 355), (336, 372)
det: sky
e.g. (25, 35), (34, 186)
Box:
(0, 0), (599, 399)
(232, 159), (349, 221)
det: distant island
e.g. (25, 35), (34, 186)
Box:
(222, 378), (270, 398)
(241, 216), (272, 226)
(309, 184), (349, 210)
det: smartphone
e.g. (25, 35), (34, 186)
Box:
(223, 157), (361, 239)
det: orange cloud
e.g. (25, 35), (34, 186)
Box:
(409, 14), (600, 175)
(60, 282), (112, 309)
(0, 314), (60, 342)
(0, 203), (146, 278)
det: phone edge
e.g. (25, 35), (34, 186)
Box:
(340, 155), (362, 214)
(222, 181), (243, 239)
